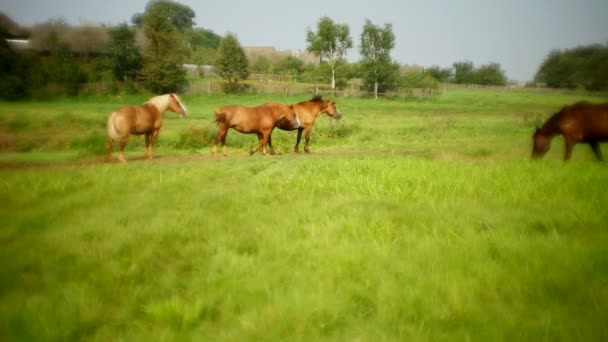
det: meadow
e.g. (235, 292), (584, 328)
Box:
(1, 88), (607, 341)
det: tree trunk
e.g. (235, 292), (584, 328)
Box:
(331, 67), (336, 92)
(374, 81), (378, 100)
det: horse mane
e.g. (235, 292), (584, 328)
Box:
(539, 106), (567, 135)
(310, 95), (323, 102)
(145, 94), (170, 112)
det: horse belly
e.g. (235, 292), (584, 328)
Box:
(132, 111), (160, 135)
(582, 114), (608, 141)
(229, 111), (263, 134)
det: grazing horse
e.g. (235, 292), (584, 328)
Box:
(106, 93), (187, 162)
(212, 102), (300, 156)
(272, 95), (343, 153)
(532, 101), (608, 161)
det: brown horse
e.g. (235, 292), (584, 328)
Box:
(212, 102), (300, 156)
(106, 93), (187, 162)
(272, 95), (342, 153)
(532, 101), (608, 161)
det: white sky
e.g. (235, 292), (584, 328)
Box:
(1, 0), (607, 81)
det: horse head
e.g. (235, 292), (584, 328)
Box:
(322, 99), (342, 120)
(169, 93), (188, 118)
(532, 126), (550, 159)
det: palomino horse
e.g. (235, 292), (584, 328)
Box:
(272, 95), (342, 153)
(212, 102), (300, 156)
(532, 101), (608, 161)
(106, 93), (187, 162)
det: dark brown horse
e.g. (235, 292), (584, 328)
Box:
(212, 102), (300, 156)
(272, 95), (342, 153)
(532, 101), (608, 161)
(106, 93), (187, 162)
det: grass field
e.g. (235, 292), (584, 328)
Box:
(1, 88), (607, 340)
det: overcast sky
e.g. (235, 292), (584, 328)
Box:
(1, 0), (607, 81)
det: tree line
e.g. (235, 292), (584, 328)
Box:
(1, 0), (606, 100)
(533, 44), (608, 91)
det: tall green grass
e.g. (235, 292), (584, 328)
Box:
(1, 157), (607, 340)
(0, 88), (604, 161)
(1, 88), (607, 340)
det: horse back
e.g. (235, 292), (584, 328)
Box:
(560, 102), (608, 141)
(113, 104), (162, 135)
(215, 104), (278, 133)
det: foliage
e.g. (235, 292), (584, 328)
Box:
(132, 0), (195, 32)
(306, 16), (353, 90)
(108, 24), (142, 81)
(140, 2), (188, 93)
(187, 27), (221, 50)
(0, 20), (43, 100)
(534, 44), (608, 90)
(475, 62), (507, 86)
(214, 33), (249, 91)
(184, 28), (221, 66)
(424, 65), (453, 82)
(453, 60), (475, 84)
(359, 19), (399, 97)
(453, 60), (507, 86)
(401, 70), (440, 89)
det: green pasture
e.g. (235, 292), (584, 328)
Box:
(1, 88), (607, 340)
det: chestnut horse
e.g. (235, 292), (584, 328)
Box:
(212, 102), (300, 156)
(106, 93), (187, 162)
(272, 95), (343, 153)
(532, 101), (608, 161)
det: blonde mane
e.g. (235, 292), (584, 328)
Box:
(145, 94), (171, 112)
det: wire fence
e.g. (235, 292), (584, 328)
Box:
(185, 78), (442, 99)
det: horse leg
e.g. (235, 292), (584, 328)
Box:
(294, 128), (303, 153)
(250, 133), (264, 155)
(304, 128), (312, 153)
(213, 126), (227, 156)
(146, 130), (159, 160)
(118, 136), (128, 162)
(267, 134), (276, 155)
(105, 138), (114, 162)
(261, 131), (270, 155)
(144, 133), (151, 160)
(589, 141), (603, 161)
(564, 138), (575, 161)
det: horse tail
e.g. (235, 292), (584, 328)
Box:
(107, 112), (122, 141)
(214, 109), (227, 124)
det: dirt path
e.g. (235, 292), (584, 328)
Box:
(0, 149), (438, 170)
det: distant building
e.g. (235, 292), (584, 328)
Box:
(243, 46), (319, 65)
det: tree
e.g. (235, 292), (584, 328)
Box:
(306, 16), (352, 91)
(453, 60), (475, 84)
(424, 66), (453, 82)
(359, 19), (398, 99)
(534, 44), (608, 90)
(132, 0), (195, 32)
(108, 24), (142, 81)
(185, 28), (221, 65)
(140, 2), (188, 93)
(474, 62), (506, 86)
(214, 33), (249, 92)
